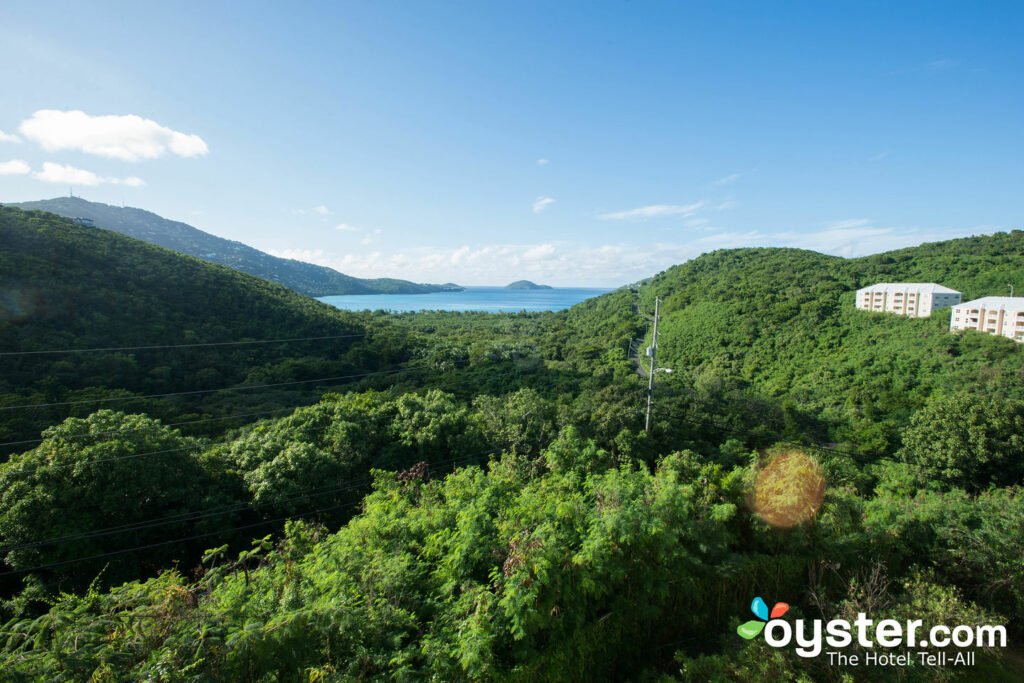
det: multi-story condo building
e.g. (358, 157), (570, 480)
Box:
(855, 283), (962, 317)
(950, 297), (1024, 343)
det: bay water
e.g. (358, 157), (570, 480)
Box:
(318, 286), (611, 313)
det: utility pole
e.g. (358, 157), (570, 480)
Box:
(645, 296), (660, 433)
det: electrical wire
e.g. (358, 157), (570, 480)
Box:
(0, 363), (530, 478)
(0, 355), (484, 447)
(0, 362), (454, 411)
(0, 411), (637, 576)
(0, 333), (368, 357)
(0, 445), (511, 554)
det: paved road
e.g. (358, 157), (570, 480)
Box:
(629, 294), (651, 377)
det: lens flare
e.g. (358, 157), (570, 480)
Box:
(751, 450), (825, 528)
(0, 287), (37, 325)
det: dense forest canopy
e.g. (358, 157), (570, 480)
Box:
(0, 209), (1021, 680)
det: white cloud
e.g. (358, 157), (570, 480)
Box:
(314, 205), (331, 215)
(360, 228), (382, 246)
(532, 196), (555, 213)
(537, 158), (549, 166)
(19, 109), (208, 161)
(598, 201), (704, 221)
(714, 173), (741, 185)
(271, 248), (327, 263)
(335, 223), (362, 231)
(826, 218), (872, 230)
(869, 151), (889, 161)
(33, 162), (145, 187)
(269, 221), (996, 287)
(523, 243), (556, 261)
(34, 162), (102, 185)
(0, 130), (20, 143)
(0, 159), (30, 175)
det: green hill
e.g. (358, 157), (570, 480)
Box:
(9, 197), (462, 296)
(618, 231), (1024, 451)
(0, 206), (409, 451)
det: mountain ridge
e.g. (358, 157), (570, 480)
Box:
(8, 197), (462, 297)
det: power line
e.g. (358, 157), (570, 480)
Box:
(645, 296), (661, 433)
(0, 411), (638, 575)
(0, 449), (514, 576)
(0, 364), (536, 478)
(0, 332), (368, 357)
(0, 359), (468, 412)
(0, 354), (487, 447)
(0, 445), (510, 555)
(0, 406), (303, 449)
(0, 501), (362, 578)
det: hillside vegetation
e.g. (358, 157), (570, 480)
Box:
(0, 207), (408, 451)
(0, 219), (1022, 680)
(627, 233), (1024, 453)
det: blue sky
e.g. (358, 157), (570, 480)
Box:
(1, 1), (1021, 286)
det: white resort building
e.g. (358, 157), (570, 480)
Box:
(950, 297), (1024, 343)
(855, 283), (962, 318)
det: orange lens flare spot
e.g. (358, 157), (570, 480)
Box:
(752, 450), (825, 528)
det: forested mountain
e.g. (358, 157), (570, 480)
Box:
(0, 207), (412, 451)
(1, 220), (1022, 680)
(9, 197), (462, 296)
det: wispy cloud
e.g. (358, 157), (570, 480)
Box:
(536, 158), (549, 166)
(294, 205), (334, 218)
(889, 59), (961, 76)
(360, 228), (382, 246)
(19, 110), (208, 161)
(265, 218), (998, 287)
(0, 130), (20, 143)
(598, 201), (704, 221)
(869, 151), (889, 161)
(532, 196), (555, 213)
(714, 173), (741, 186)
(0, 159), (30, 175)
(33, 161), (144, 187)
(826, 218), (872, 230)
(335, 223), (362, 232)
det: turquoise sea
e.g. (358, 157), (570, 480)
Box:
(318, 287), (612, 313)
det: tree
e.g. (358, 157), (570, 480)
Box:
(0, 410), (233, 595)
(897, 393), (1024, 491)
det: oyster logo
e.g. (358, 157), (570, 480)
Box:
(737, 596), (789, 639)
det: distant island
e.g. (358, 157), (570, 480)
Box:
(505, 280), (552, 290)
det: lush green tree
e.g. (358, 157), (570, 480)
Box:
(897, 393), (1024, 491)
(0, 411), (235, 597)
